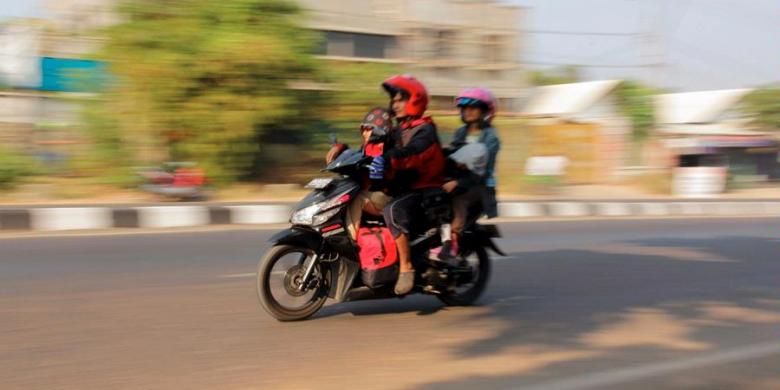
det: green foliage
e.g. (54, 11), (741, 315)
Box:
(311, 61), (399, 151)
(529, 65), (580, 86)
(744, 87), (780, 131)
(615, 80), (657, 143)
(319, 61), (399, 119)
(0, 147), (39, 190)
(92, 0), (323, 184)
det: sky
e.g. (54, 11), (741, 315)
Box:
(0, 0), (39, 20)
(508, 0), (780, 91)
(2, 0), (778, 91)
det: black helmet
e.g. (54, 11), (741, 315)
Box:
(360, 107), (392, 142)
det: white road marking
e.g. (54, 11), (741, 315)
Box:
(3, 214), (778, 239)
(219, 271), (290, 278)
(229, 205), (292, 225)
(548, 202), (590, 217)
(498, 202), (544, 218)
(517, 340), (780, 390)
(31, 207), (113, 231)
(137, 206), (210, 228)
(218, 273), (256, 278)
(596, 202), (631, 217)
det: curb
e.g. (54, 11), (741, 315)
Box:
(1, 201), (778, 232)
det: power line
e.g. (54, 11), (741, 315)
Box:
(524, 29), (639, 37)
(522, 60), (661, 68)
(309, 9), (640, 36)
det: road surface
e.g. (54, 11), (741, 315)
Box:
(2, 218), (780, 389)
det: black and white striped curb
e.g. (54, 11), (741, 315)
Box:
(0, 201), (778, 232)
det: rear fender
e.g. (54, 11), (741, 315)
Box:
(462, 224), (506, 256)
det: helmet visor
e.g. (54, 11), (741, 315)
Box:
(456, 97), (484, 107)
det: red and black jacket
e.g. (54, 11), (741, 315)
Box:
(383, 117), (445, 195)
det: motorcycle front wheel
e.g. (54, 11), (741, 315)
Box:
(256, 245), (329, 321)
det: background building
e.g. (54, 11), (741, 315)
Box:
(40, 0), (117, 58)
(520, 80), (630, 184)
(656, 89), (780, 191)
(299, 0), (527, 111)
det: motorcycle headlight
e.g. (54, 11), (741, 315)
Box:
(290, 191), (352, 226)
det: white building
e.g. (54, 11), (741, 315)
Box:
(0, 22), (41, 88)
(655, 88), (779, 188)
(520, 80), (631, 183)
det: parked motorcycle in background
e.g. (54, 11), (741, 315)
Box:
(138, 162), (212, 201)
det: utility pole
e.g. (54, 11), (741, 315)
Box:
(637, 0), (666, 89)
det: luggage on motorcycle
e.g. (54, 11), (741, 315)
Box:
(357, 226), (398, 288)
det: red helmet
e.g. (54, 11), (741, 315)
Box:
(382, 75), (429, 118)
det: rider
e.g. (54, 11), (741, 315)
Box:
(430, 142), (488, 263)
(438, 88), (501, 259)
(325, 107), (393, 240)
(371, 75), (445, 295)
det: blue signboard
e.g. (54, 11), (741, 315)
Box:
(40, 57), (108, 92)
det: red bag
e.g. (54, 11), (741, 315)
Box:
(357, 226), (398, 288)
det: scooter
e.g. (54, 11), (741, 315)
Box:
(256, 149), (504, 321)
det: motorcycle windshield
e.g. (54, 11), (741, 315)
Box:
(324, 149), (367, 173)
(294, 178), (360, 211)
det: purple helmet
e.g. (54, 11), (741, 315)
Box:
(455, 87), (497, 123)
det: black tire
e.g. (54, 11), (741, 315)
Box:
(437, 247), (491, 306)
(256, 245), (329, 321)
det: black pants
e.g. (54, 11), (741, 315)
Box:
(451, 186), (485, 235)
(484, 186), (498, 218)
(383, 192), (423, 239)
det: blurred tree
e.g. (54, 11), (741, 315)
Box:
(0, 146), (39, 190)
(614, 80), (657, 165)
(316, 61), (398, 147)
(92, 0), (323, 183)
(615, 80), (657, 144)
(744, 87), (780, 131)
(78, 98), (138, 187)
(320, 61), (398, 121)
(529, 65), (580, 86)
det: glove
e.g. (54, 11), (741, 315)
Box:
(368, 156), (385, 180)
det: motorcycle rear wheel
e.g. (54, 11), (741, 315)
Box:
(437, 247), (491, 306)
(257, 245), (329, 321)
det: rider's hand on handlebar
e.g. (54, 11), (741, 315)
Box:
(326, 143), (347, 164)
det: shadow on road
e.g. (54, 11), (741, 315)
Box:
(404, 235), (780, 389)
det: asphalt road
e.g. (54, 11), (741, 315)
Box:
(2, 217), (780, 390)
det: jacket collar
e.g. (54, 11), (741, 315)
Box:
(400, 116), (433, 130)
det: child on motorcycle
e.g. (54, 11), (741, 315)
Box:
(325, 107), (393, 240)
(430, 143), (488, 262)
(435, 88), (501, 261)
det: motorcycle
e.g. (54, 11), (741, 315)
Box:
(256, 148), (504, 321)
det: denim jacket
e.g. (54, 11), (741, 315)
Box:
(450, 125), (501, 188)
